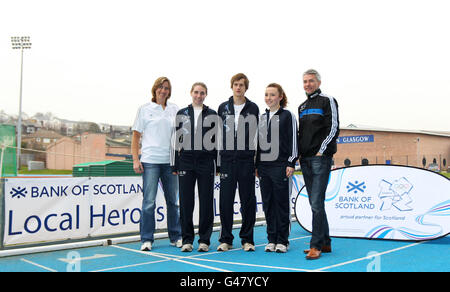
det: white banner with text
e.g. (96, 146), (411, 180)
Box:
(3, 175), (303, 246)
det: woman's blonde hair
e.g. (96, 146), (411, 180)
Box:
(151, 77), (172, 105)
(190, 82), (208, 95)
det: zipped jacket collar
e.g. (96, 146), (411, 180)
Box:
(307, 88), (322, 99)
(187, 103), (210, 113)
(264, 107), (283, 116)
(227, 96), (252, 114)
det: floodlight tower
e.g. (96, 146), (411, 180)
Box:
(11, 36), (32, 170)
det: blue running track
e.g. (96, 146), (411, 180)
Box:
(0, 224), (448, 272)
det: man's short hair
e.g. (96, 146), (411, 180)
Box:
(230, 73), (249, 90)
(303, 69), (321, 82)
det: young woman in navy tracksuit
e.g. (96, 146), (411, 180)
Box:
(171, 82), (218, 252)
(256, 83), (298, 253)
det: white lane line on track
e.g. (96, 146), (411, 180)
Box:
(110, 245), (232, 272)
(20, 258), (57, 272)
(313, 241), (423, 272)
(93, 235), (312, 272)
(187, 257), (313, 272)
(92, 258), (171, 272)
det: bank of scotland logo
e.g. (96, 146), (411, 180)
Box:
(346, 180), (366, 194)
(10, 186), (27, 199)
(214, 182), (221, 190)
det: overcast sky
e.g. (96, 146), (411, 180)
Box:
(1, 0), (450, 131)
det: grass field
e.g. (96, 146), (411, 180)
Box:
(18, 167), (72, 175)
(440, 172), (450, 178)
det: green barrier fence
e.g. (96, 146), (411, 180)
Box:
(0, 179), (4, 249)
(0, 125), (17, 177)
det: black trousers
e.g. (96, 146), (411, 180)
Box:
(258, 165), (291, 245)
(219, 160), (256, 245)
(178, 159), (215, 245)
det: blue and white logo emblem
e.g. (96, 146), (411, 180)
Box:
(10, 186), (27, 199)
(346, 180), (366, 194)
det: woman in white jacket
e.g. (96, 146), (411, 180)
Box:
(131, 76), (182, 251)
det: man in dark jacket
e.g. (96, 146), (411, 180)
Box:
(298, 69), (339, 260)
(217, 73), (259, 252)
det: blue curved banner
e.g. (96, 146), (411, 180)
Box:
(295, 165), (450, 241)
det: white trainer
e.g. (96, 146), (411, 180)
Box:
(140, 241), (152, 251)
(181, 244), (193, 252)
(170, 239), (183, 248)
(217, 243), (233, 251)
(242, 243), (255, 252)
(265, 243), (276, 252)
(197, 243), (209, 252)
(275, 244), (289, 253)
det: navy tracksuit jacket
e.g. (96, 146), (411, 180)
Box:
(256, 107), (298, 245)
(217, 96), (259, 245)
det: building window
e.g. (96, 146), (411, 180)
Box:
(344, 158), (351, 167)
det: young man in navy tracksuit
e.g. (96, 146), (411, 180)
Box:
(256, 83), (298, 253)
(217, 73), (259, 252)
(171, 82), (219, 252)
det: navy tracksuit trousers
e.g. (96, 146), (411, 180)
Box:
(258, 165), (291, 246)
(178, 158), (215, 245)
(218, 159), (256, 245)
